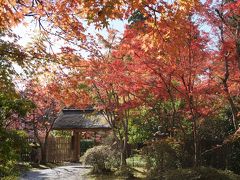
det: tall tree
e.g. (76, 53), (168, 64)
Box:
(24, 81), (62, 163)
(205, 0), (240, 130)
(108, 1), (222, 167)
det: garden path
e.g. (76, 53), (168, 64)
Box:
(20, 164), (91, 180)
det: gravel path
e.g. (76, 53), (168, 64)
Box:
(20, 164), (92, 180)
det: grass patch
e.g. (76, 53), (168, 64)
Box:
(126, 155), (147, 178)
(84, 174), (130, 180)
(84, 164), (147, 179)
(1, 175), (18, 180)
(127, 155), (146, 168)
(131, 167), (147, 178)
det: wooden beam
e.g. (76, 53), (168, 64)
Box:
(73, 130), (81, 162)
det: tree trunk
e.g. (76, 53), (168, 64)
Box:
(193, 116), (198, 167)
(41, 138), (48, 163)
(237, 40), (240, 71)
(189, 95), (199, 167)
(222, 49), (239, 130)
(220, 21), (239, 130)
(120, 142), (127, 166)
(120, 132), (128, 167)
(120, 151), (127, 167)
(223, 83), (239, 130)
(236, 24), (240, 71)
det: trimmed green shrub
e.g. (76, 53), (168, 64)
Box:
(142, 138), (182, 178)
(81, 145), (120, 174)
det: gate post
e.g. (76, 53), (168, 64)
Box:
(74, 130), (81, 162)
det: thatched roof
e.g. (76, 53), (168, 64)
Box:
(53, 109), (111, 130)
